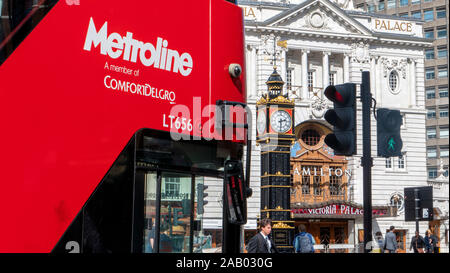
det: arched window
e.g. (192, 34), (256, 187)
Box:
(389, 70), (399, 92)
(301, 129), (321, 146)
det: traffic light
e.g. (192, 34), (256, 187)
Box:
(324, 83), (357, 156)
(224, 160), (247, 225)
(377, 108), (403, 157)
(404, 186), (433, 222)
(197, 184), (208, 215)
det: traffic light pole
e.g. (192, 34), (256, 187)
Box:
(361, 71), (373, 253)
(414, 188), (420, 233)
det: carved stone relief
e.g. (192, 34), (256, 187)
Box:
(380, 57), (408, 79)
(309, 96), (328, 119)
(350, 42), (370, 63)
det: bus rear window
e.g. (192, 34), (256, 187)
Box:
(0, 0), (58, 66)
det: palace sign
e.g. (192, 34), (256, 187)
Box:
(291, 203), (391, 218)
(371, 19), (416, 34)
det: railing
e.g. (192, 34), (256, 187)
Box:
(291, 185), (347, 204)
(313, 244), (356, 253)
(291, 194), (346, 204)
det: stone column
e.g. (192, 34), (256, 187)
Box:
(409, 58), (417, 107)
(281, 49), (287, 95)
(343, 53), (350, 83)
(370, 55), (376, 102)
(250, 45), (257, 99)
(302, 49), (309, 100)
(322, 51), (330, 98)
(246, 46), (252, 99)
(375, 56), (382, 106)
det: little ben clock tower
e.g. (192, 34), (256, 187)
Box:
(256, 67), (295, 253)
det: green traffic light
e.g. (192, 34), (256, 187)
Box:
(377, 108), (403, 157)
(388, 137), (395, 151)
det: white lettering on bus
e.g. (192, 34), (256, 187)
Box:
(84, 17), (193, 76)
(104, 75), (176, 102)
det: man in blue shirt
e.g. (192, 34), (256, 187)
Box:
(293, 224), (316, 253)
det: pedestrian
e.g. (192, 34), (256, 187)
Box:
(293, 224), (315, 253)
(384, 226), (398, 253)
(424, 230), (432, 253)
(409, 231), (425, 253)
(247, 218), (278, 253)
(426, 229), (439, 253)
(372, 231), (385, 253)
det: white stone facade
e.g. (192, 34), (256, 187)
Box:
(201, 0), (446, 253)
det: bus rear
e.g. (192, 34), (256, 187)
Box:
(0, 0), (248, 253)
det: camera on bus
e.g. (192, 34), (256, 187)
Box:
(228, 63), (242, 78)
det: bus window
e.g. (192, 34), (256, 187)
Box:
(53, 129), (243, 253)
(159, 172), (192, 253)
(193, 176), (216, 253)
(0, 0), (59, 66)
(143, 172), (157, 253)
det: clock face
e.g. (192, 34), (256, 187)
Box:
(257, 109), (266, 135)
(270, 110), (291, 133)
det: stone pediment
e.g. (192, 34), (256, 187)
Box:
(263, 0), (372, 36)
(291, 140), (346, 162)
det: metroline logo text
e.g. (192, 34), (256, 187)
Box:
(83, 17), (193, 76)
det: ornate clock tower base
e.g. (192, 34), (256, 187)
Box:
(256, 68), (295, 253)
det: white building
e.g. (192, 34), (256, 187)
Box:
(201, 0), (447, 253)
(427, 160), (449, 253)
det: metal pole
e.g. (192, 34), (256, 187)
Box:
(361, 71), (373, 253)
(414, 188), (420, 232)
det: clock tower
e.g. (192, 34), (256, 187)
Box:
(256, 67), (295, 253)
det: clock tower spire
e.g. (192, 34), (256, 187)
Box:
(256, 63), (295, 253)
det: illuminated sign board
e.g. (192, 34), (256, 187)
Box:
(291, 204), (390, 217)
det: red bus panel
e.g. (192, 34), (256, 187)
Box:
(0, 0), (245, 252)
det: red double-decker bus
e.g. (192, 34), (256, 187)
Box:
(0, 0), (249, 253)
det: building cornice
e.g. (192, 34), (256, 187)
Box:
(245, 26), (431, 47)
(245, 25), (374, 40)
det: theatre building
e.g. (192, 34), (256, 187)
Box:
(289, 121), (396, 252)
(232, 0), (443, 252)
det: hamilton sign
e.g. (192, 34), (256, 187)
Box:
(293, 166), (351, 177)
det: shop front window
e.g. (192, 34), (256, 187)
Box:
(320, 227), (330, 245)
